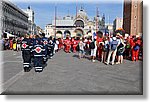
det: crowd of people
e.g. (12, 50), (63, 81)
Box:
(56, 32), (143, 65)
(1, 31), (143, 72)
(1, 37), (22, 51)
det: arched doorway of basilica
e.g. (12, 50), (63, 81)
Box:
(74, 28), (84, 38)
(64, 30), (71, 38)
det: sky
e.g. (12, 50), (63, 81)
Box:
(10, 0), (123, 29)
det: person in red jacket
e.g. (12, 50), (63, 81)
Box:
(131, 35), (140, 61)
(61, 38), (64, 49)
(97, 36), (103, 62)
(63, 38), (66, 49)
(71, 37), (74, 52)
(9, 39), (13, 50)
(136, 36), (142, 60)
(72, 38), (78, 53)
(64, 37), (71, 53)
(130, 35), (134, 60)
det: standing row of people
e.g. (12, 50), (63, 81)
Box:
(59, 33), (142, 65)
(1, 37), (22, 51)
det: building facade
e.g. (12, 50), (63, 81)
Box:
(44, 24), (54, 37)
(113, 17), (123, 32)
(45, 8), (105, 38)
(123, 0), (143, 36)
(22, 6), (37, 34)
(36, 26), (44, 35)
(1, 0), (28, 37)
(105, 23), (113, 35)
(0, 1), (2, 38)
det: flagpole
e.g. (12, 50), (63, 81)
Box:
(55, 6), (57, 38)
(96, 7), (98, 41)
(76, 3), (78, 19)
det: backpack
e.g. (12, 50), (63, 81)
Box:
(89, 41), (95, 49)
(111, 39), (118, 50)
(133, 43), (140, 51)
(117, 43), (125, 53)
(103, 44), (109, 52)
(118, 47), (125, 53)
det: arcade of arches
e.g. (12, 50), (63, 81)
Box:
(55, 29), (103, 38)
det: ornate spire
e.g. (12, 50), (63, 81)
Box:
(28, 6), (31, 9)
(102, 13), (105, 20)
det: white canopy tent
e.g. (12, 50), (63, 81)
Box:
(4, 32), (15, 38)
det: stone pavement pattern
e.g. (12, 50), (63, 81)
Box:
(1, 50), (142, 95)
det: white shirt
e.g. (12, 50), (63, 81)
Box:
(54, 40), (59, 50)
(79, 41), (84, 50)
(94, 41), (97, 50)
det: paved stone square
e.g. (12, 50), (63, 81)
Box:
(1, 50), (143, 95)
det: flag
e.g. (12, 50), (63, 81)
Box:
(93, 32), (96, 37)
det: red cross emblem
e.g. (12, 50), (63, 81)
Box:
(35, 47), (42, 53)
(43, 40), (48, 45)
(22, 43), (27, 48)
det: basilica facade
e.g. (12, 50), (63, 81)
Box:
(44, 8), (105, 38)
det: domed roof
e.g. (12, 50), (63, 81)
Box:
(78, 9), (87, 17)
